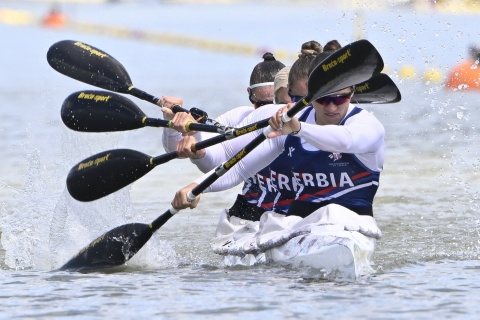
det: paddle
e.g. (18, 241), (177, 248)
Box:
(47, 39), (227, 131)
(59, 39), (384, 271)
(66, 117), (270, 202)
(62, 75), (400, 135)
(352, 73), (401, 104)
(61, 90), (230, 134)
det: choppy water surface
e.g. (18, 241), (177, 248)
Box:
(1, 1), (479, 319)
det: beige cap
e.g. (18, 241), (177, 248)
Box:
(274, 66), (291, 93)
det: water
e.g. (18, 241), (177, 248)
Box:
(1, 1), (480, 319)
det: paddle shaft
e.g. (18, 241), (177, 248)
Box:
(127, 86), (157, 103)
(127, 87), (230, 132)
(127, 88), (230, 132)
(127, 89), (230, 132)
(149, 118), (270, 167)
(145, 118), (226, 134)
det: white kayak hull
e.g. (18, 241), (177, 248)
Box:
(223, 229), (376, 280)
(214, 204), (381, 281)
(266, 230), (375, 280)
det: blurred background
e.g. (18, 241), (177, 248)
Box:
(0, 0), (479, 270)
(2, 0), (480, 83)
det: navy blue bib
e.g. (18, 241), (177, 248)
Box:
(242, 106), (380, 215)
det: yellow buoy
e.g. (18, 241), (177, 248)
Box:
(0, 9), (35, 26)
(399, 65), (416, 79)
(424, 68), (443, 84)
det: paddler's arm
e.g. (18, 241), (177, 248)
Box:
(297, 110), (384, 153)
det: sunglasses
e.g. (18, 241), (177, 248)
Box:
(315, 89), (354, 106)
(287, 89), (304, 103)
(251, 99), (273, 107)
(250, 92), (273, 107)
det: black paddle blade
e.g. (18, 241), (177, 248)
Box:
(352, 73), (402, 104)
(308, 39), (384, 101)
(60, 223), (153, 272)
(67, 149), (154, 202)
(61, 90), (147, 132)
(47, 40), (132, 93)
(60, 210), (175, 272)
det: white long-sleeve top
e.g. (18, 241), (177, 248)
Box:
(161, 105), (254, 155)
(193, 103), (385, 193)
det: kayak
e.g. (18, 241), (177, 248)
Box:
(222, 229), (376, 281)
(212, 204), (381, 281)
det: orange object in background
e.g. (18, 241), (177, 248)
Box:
(446, 59), (480, 91)
(445, 45), (480, 91)
(42, 9), (67, 28)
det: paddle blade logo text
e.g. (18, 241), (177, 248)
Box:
(73, 41), (108, 59)
(77, 153), (111, 171)
(234, 124), (258, 137)
(224, 149), (247, 169)
(77, 92), (112, 103)
(322, 49), (352, 72)
(355, 82), (370, 93)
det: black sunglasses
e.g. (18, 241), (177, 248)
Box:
(287, 89), (304, 103)
(252, 99), (273, 107)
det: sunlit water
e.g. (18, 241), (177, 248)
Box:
(1, 1), (479, 319)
